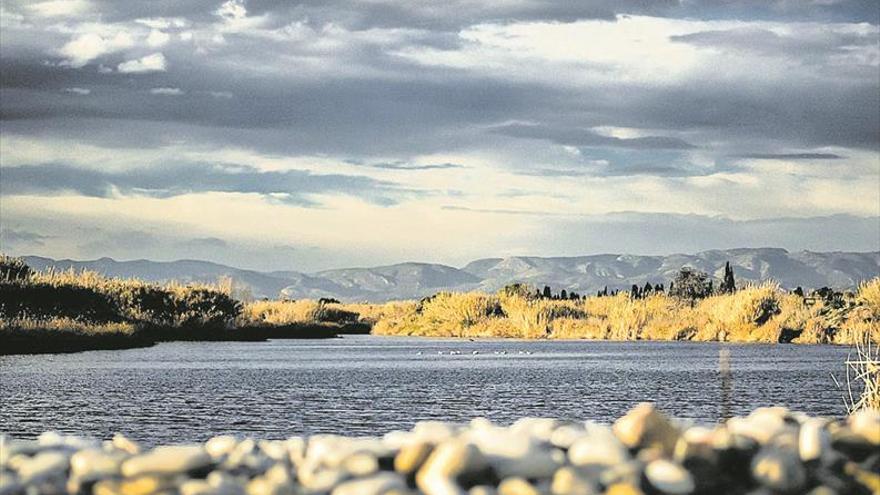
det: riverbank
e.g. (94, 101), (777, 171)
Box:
(367, 280), (880, 345)
(3, 404), (878, 495)
(2, 255), (877, 354)
(0, 256), (369, 355)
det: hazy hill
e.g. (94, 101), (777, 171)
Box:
(20, 249), (879, 301)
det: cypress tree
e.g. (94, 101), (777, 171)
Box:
(543, 285), (552, 299)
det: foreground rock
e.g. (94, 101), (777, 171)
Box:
(2, 406), (879, 495)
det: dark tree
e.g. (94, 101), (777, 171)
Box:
(655, 283), (664, 293)
(669, 267), (713, 304)
(631, 284), (640, 299)
(793, 286), (804, 297)
(643, 281), (654, 296)
(560, 289), (568, 300)
(720, 261), (736, 293)
(542, 285), (552, 299)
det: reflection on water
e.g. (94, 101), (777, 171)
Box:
(0, 336), (848, 445)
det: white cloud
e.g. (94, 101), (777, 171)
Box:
(117, 52), (167, 73)
(28, 0), (89, 17)
(150, 87), (184, 96)
(63, 87), (90, 95)
(146, 30), (171, 48)
(216, 0), (247, 21)
(59, 31), (134, 67)
(135, 17), (189, 30)
(208, 91), (233, 98)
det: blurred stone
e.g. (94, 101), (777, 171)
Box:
(604, 483), (645, 495)
(568, 423), (629, 467)
(751, 448), (807, 493)
(342, 452), (379, 477)
(613, 403), (679, 455)
(644, 459), (694, 495)
(465, 427), (559, 478)
(849, 410), (880, 445)
(550, 466), (598, 495)
(395, 442), (433, 475)
(332, 472), (407, 495)
(799, 418), (830, 462)
(497, 477), (540, 495)
(16, 451), (69, 484)
(121, 446), (211, 478)
(206, 436), (238, 459)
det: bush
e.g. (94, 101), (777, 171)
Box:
(0, 255), (33, 282)
(669, 268), (713, 304)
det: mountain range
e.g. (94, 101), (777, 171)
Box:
(21, 248), (880, 302)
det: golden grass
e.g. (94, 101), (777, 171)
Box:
(836, 335), (880, 413)
(366, 278), (880, 344)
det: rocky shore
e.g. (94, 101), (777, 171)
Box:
(2, 405), (878, 495)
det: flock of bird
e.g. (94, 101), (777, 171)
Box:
(415, 350), (533, 356)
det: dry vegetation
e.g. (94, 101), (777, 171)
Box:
(371, 279), (880, 345)
(2, 254), (877, 354)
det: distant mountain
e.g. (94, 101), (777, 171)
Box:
(19, 249), (880, 302)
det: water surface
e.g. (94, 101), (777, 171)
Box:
(0, 337), (851, 444)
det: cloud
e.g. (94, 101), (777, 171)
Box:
(360, 161), (466, 171)
(150, 87), (184, 96)
(0, 162), (418, 207)
(63, 87), (90, 95)
(735, 153), (846, 160)
(493, 123), (697, 150)
(28, 0), (89, 18)
(117, 53), (166, 73)
(146, 29), (171, 48)
(59, 31), (135, 67)
(0, 228), (47, 247)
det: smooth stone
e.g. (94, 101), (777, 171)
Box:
(332, 472), (408, 495)
(0, 471), (20, 495)
(613, 403), (679, 455)
(70, 449), (124, 482)
(118, 475), (173, 495)
(412, 422), (459, 444)
(568, 424), (630, 467)
(673, 427), (715, 464)
(205, 436), (239, 459)
(510, 418), (560, 442)
(849, 409), (880, 445)
(599, 461), (644, 488)
(207, 471), (246, 495)
(121, 446), (212, 477)
(395, 442), (434, 475)
(464, 427), (560, 478)
(258, 441), (289, 462)
(799, 418), (830, 462)
(417, 441), (490, 495)
(604, 483), (645, 495)
(727, 410), (791, 445)
(751, 448), (807, 493)
(644, 459), (695, 495)
(551, 466), (598, 495)
(180, 479), (214, 495)
(342, 452), (379, 477)
(497, 477), (541, 495)
(111, 434), (141, 455)
(246, 464), (296, 495)
(550, 425), (588, 450)
(469, 486), (498, 495)
(298, 466), (347, 492)
(16, 451), (69, 484)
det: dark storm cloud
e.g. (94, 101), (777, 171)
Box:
(0, 162), (417, 206)
(492, 123), (696, 150)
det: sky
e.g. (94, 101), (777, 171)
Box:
(0, 0), (878, 272)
